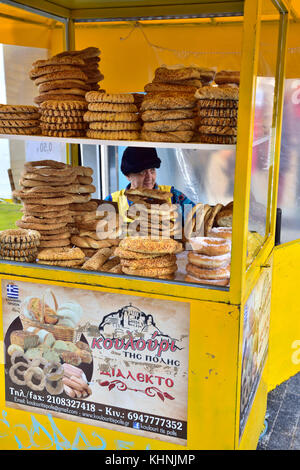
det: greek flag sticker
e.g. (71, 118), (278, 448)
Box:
(6, 284), (19, 299)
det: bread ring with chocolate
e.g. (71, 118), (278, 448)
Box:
(189, 237), (231, 256)
(186, 262), (230, 280)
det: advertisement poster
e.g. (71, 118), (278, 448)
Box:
(239, 268), (272, 440)
(2, 279), (190, 445)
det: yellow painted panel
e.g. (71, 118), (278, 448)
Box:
(0, 274), (240, 450)
(268, 240), (300, 391)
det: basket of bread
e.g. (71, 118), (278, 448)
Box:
(19, 288), (82, 342)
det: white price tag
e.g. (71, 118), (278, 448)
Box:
(25, 141), (66, 163)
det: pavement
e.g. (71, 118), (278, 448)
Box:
(257, 372), (300, 450)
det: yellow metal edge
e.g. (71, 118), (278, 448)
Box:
(269, 12), (289, 238)
(70, 3), (244, 21)
(0, 262), (230, 304)
(6, 0), (70, 18)
(230, 0), (262, 305)
(243, 235), (274, 304)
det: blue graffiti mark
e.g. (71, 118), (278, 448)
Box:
(0, 409), (151, 450)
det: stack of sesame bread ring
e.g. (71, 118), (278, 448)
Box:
(125, 187), (181, 239)
(39, 100), (88, 137)
(13, 160), (86, 250)
(30, 56), (90, 106)
(194, 79), (239, 144)
(144, 65), (215, 94)
(140, 92), (197, 143)
(84, 92), (141, 140)
(0, 105), (40, 136)
(116, 237), (183, 280)
(0, 229), (40, 263)
(51, 47), (104, 92)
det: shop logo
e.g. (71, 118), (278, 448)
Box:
(6, 284), (19, 300)
(92, 303), (181, 357)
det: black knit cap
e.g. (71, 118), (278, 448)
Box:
(121, 146), (161, 176)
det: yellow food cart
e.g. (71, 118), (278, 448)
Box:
(0, 0), (294, 451)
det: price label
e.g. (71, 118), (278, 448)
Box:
(25, 141), (66, 163)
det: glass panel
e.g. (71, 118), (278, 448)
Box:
(277, 79), (300, 243)
(247, 0), (280, 266)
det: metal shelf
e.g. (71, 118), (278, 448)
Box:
(0, 133), (236, 150)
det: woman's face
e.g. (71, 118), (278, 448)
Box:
(127, 168), (156, 189)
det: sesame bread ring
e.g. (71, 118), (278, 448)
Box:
(21, 215), (73, 225)
(0, 119), (43, 128)
(42, 109), (85, 117)
(83, 111), (139, 122)
(40, 100), (88, 111)
(1, 240), (39, 250)
(0, 247), (37, 257)
(144, 82), (197, 94)
(186, 262), (230, 280)
(119, 237), (183, 254)
(121, 254), (176, 269)
(41, 122), (87, 130)
(196, 134), (237, 144)
(37, 246), (85, 261)
(16, 220), (68, 231)
(39, 88), (86, 97)
(32, 56), (85, 68)
(30, 66), (88, 81)
(39, 80), (90, 93)
(0, 112), (40, 120)
(1, 255), (36, 262)
(23, 210), (71, 220)
(38, 239), (71, 248)
(143, 119), (195, 132)
(0, 127), (40, 135)
(0, 228), (40, 244)
(196, 99), (238, 109)
(122, 264), (177, 278)
(114, 247), (163, 259)
(195, 86), (239, 101)
(85, 92), (135, 103)
(40, 115), (85, 124)
(140, 93), (196, 111)
(37, 259), (84, 267)
(185, 274), (230, 286)
(197, 107), (238, 118)
(86, 129), (140, 140)
(40, 231), (71, 240)
(23, 203), (70, 212)
(188, 237), (231, 256)
(42, 130), (86, 137)
(141, 109), (195, 122)
(198, 116), (238, 127)
(34, 94), (86, 105)
(198, 125), (237, 136)
(89, 121), (141, 131)
(0, 104), (39, 114)
(207, 227), (232, 240)
(188, 251), (230, 269)
(87, 102), (138, 113)
(141, 130), (194, 143)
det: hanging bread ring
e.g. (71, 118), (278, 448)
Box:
(24, 366), (46, 391)
(9, 362), (30, 385)
(45, 378), (64, 395)
(44, 362), (64, 381)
